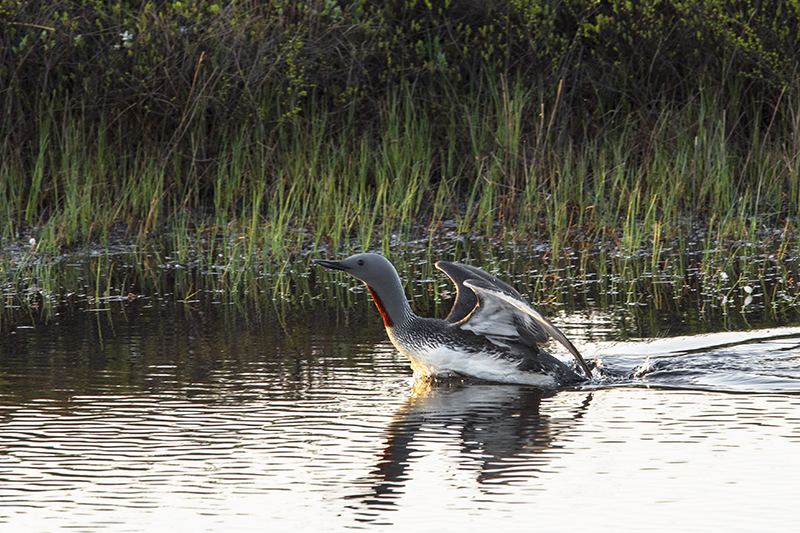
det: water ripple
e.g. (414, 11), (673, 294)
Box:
(588, 326), (800, 393)
(2, 310), (800, 530)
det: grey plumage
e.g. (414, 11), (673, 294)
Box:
(434, 261), (520, 323)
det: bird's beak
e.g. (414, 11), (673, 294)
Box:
(312, 259), (349, 272)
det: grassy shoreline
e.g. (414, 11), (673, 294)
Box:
(4, 77), (800, 246)
(2, 2), (800, 328)
(4, 2), (800, 252)
(5, 82), (800, 245)
(2, 81), (800, 328)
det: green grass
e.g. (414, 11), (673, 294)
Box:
(1, 74), (800, 330)
(2, 2), (800, 340)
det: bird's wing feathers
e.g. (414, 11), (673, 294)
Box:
(435, 261), (592, 378)
(435, 261), (520, 324)
(462, 279), (593, 377)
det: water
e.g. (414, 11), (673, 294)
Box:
(1, 301), (800, 532)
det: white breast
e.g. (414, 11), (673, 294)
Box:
(388, 329), (556, 387)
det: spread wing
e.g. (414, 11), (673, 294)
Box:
(461, 278), (592, 377)
(435, 261), (521, 324)
(435, 261), (592, 378)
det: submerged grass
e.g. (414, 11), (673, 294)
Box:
(1, 217), (798, 339)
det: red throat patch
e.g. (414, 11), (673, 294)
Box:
(367, 286), (394, 327)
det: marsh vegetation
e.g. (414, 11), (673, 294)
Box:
(2, 0), (799, 330)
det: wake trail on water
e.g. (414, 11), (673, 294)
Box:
(582, 327), (800, 394)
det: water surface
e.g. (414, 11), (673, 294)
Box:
(1, 301), (799, 532)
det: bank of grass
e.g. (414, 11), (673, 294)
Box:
(2, 78), (799, 325)
(3, 75), (797, 254)
(2, 1), (800, 325)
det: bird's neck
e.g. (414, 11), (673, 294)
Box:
(366, 281), (413, 329)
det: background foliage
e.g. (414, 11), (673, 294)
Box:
(2, 0), (799, 246)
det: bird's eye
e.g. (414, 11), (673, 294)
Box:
(357, 259), (365, 266)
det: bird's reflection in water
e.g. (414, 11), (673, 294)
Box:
(346, 379), (592, 522)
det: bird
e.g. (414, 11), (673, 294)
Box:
(313, 253), (592, 388)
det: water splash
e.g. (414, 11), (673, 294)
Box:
(586, 327), (800, 393)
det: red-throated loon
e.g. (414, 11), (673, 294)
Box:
(314, 253), (592, 387)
